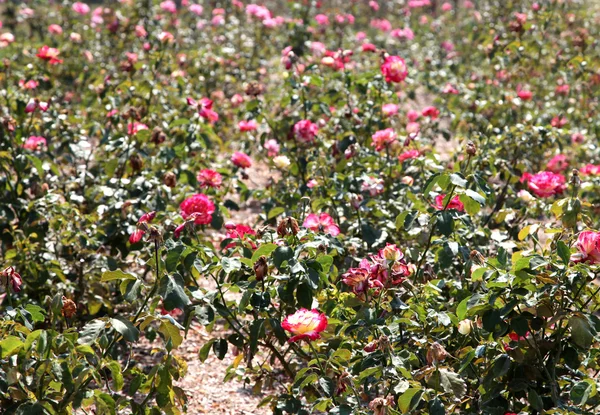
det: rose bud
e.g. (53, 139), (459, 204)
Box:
(253, 256), (268, 281)
(466, 140), (477, 156)
(458, 319), (472, 335)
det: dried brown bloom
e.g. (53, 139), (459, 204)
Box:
(470, 250), (485, 266)
(368, 396), (394, 415)
(151, 127), (166, 144)
(244, 81), (264, 97)
(163, 172), (177, 188)
(147, 226), (163, 244)
(277, 217), (299, 237)
(426, 342), (449, 365)
(61, 296), (77, 318)
(129, 153), (143, 172)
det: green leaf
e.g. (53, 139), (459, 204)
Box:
(25, 155), (44, 177)
(404, 210), (419, 231)
(298, 373), (318, 390)
(398, 388), (422, 414)
(75, 344), (96, 356)
(429, 397), (446, 415)
(159, 273), (191, 310)
(24, 305), (46, 322)
(213, 338), (228, 360)
(296, 283), (313, 309)
(457, 297), (469, 320)
(437, 211), (455, 236)
(78, 319), (106, 345)
(121, 279), (142, 303)
(165, 244), (185, 273)
(528, 389), (543, 411)
(267, 207), (285, 220)
(569, 315), (594, 349)
(556, 241), (570, 265)
(492, 354), (511, 378)
(449, 173), (467, 188)
(571, 380), (594, 406)
(110, 317), (140, 343)
(459, 194), (480, 215)
(361, 223), (383, 247)
(511, 315), (530, 336)
(103, 361), (124, 391)
(158, 320), (183, 349)
(221, 257), (241, 274)
(15, 403), (46, 415)
(358, 366), (382, 381)
(169, 118), (190, 128)
(251, 243), (278, 263)
(424, 174), (441, 197)
(395, 211), (409, 231)
(331, 349), (352, 362)
(273, 246), (294, 269)
(199, 340), (215, 362)
(465, 189), (485, 204)
(319, 377), (334, 397)
(0, 336), (23, 358)
(437, 369), (466, 398)
(101, 270), (137, 282)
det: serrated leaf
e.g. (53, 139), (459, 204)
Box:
(78, 319), (106, 345)
(221, 257), (241, 274)
(437, 369), (466, 398)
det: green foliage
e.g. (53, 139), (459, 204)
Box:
(1, 0), (600, 414)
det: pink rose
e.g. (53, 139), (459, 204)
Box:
(371, 128), (397, 151)
(197, 169), (223, 188)
(231, 151), (252, 168)
(433, 194), (464, 211)
(293, 120), (318, 143)
(281, 309), (328, 343)
(303, 213), (340, 236)
(520, 171), (566, 198)
(180, 194), (215, 225)
(381, 55), (408, 83)
(546, 154), (569, 173)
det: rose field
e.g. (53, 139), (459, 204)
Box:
(2, 0), (600, 414)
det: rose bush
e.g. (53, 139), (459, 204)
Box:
(1, 0), (600, 414)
